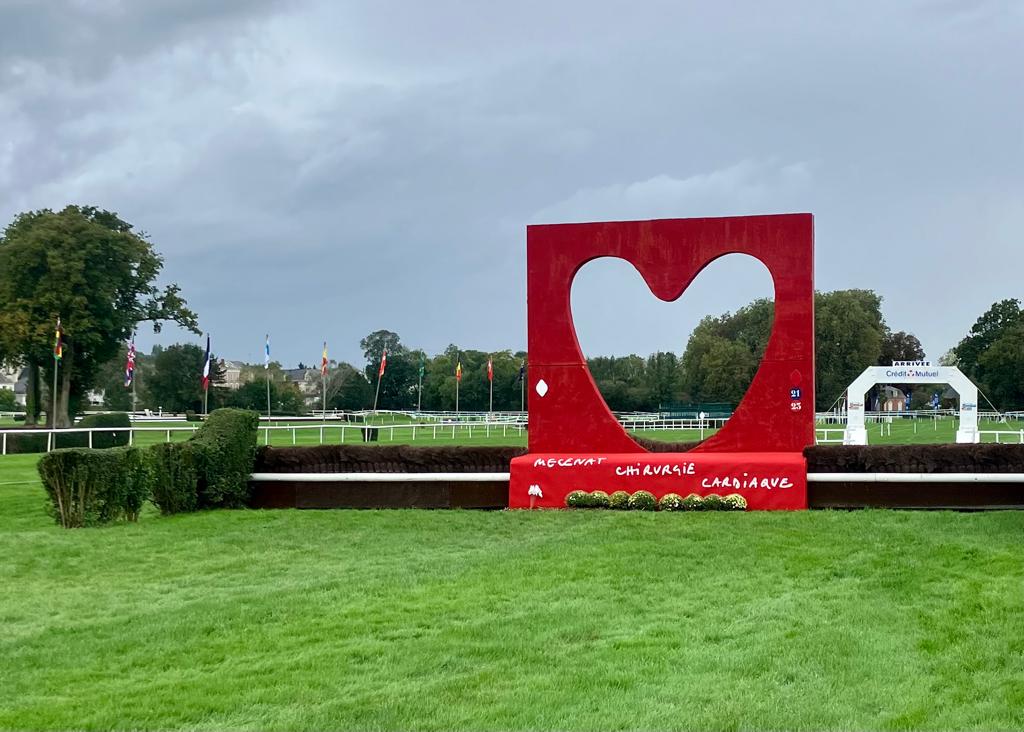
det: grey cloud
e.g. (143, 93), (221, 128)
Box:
(1, 1), (1021, 368)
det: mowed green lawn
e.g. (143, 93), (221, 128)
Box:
(1, 452), (1023, 730)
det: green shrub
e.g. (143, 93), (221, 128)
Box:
(608, 490), (630, 510)
(627, 490), (657, 511)
(565, 490), (589, 508)
(702, 493), (725, 511)
(147, 408), (260, 513)
(77, 412), (131, 449)
(589, 490), (611, 508)
(659, 493), (685, 511)
(190, 408), (260, 508)
(148, 442), (199, 514)
(3, 413), (129, 454)
(723, 493), (748, 511)
(681, 493), (705, 511)
(37, 447), (150, 528)
(5, 428), (80, 454)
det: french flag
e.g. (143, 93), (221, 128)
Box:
(201, 334), (211, 391)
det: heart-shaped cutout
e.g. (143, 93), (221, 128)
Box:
(570, 253), (775, 446)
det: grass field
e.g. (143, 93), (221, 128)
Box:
(1, 451), (1024, 730)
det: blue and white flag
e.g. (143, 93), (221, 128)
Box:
(264, 334), (270, 370)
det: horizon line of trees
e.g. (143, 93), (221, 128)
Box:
(72, 292), (1020, 416)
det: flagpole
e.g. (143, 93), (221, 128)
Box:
(417, 371), (423, 412)
(321, 341), (328, 423)
(372, 370), (382, 413)
(52, 317), (61, 428)
(265, 334), (271, 427)
(455, 377), (459, 414)
(52, 359), (59, 428)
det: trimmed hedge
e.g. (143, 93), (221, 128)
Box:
(608, 490), (630, 510)
(148, 408), (260, 514)
(804, 444), (1024, 473)
(627, 490), (658, 511)
(191, 409), (260, 508)
(254, 444), (526, 474)
(701, 493), (725, 511)
(3, 412), (131, 454)
(723, 493), (748, 510)
(148, 442), (199, 514)
(564, 489), (747, 512)
(659, 493), (685, 511)
(78, 412), (132, 449)
(565, 490), (589, 508)
(37, 447), (150, 527)
(682, 493), (705, 511)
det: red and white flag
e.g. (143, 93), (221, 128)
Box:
(124, 336), (136, 388)
(487, 357), (493, 382)
(378, 348), (387, 378)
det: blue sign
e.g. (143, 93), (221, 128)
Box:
(790, 387), (801, 400)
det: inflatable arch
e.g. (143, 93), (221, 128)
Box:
(843, 361), (980, 445)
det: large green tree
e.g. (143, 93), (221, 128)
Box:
(360, 330), (418, 409)
(0, 206), (197, 426)
(976, 322), (1024, 409)
(879, 330), (925, 365)
(813, 290), (887, 408)
(145, 344), (225, 413)
(95, 349), (152, 412)
(677, 290), (892, 409)
(326, 363), (375, 411)
(227, 380), (306, 416)
(952, 299), (1024, 409)
(679, 298), (773, 405)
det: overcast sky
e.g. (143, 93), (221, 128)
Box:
(2, 0), (1021, 368)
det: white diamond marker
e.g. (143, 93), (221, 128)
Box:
(535, 379), (549, 397)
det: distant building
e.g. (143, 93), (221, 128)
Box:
(283, 368), (321, 405)
(878, 385), (909, 412)
(0, 366), (19, 399)
(221, 360), (248, 390)
(0, 366), (26, 408)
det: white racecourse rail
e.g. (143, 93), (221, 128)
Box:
(4, 411), (1024, 455)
